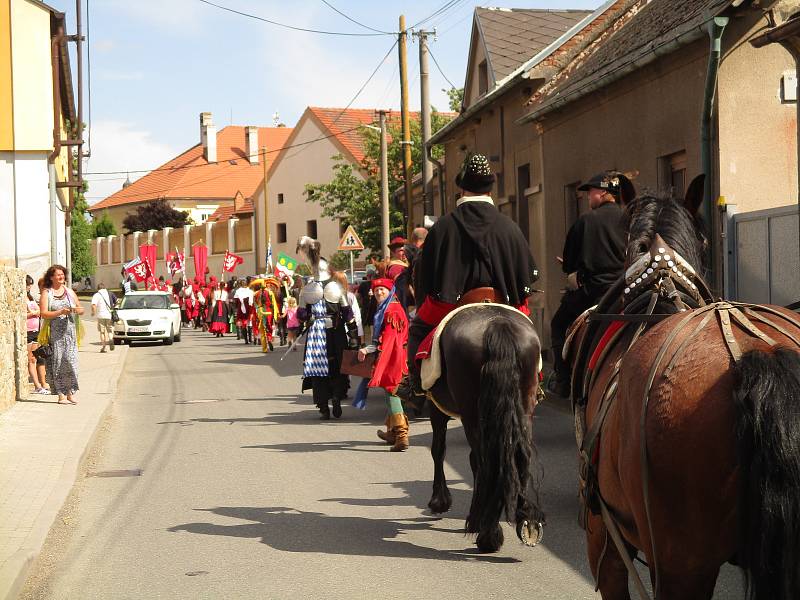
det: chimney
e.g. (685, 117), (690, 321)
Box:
(246, 126), (259, 164)
(200, 111), (216, 163)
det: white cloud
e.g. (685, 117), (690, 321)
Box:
(83, 120), (178, 205)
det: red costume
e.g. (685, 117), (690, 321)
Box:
(369, 299), (408, 393)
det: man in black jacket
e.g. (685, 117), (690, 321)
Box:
(547, 171), (629, 397)
(399, 153), (539, 407)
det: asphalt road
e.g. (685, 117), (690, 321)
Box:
(21, 327), (743, 599)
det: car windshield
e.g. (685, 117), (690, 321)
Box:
(120, 295), (170, 310)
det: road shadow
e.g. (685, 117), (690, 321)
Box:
(168, 506), (520, 563)
(320, 479), (473, 514)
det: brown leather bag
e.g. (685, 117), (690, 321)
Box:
(340, 349), (376, 379)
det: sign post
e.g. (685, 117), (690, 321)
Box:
(337, 225), (365, 284)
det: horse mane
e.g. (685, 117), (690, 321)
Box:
(624, 193), (704, 275)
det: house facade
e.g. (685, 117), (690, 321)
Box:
(430, 0), (799, 348)
(0, 0), (75, 281)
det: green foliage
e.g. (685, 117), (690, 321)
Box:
(444, 87), (464, 112)
(329, 251), (352, 271)
(305, 110), (454, 253)
(122, 199), (191, 234)
(70, 193), (95, 281)
(304, 157), (405, 253)
(91, 211), (117, 238)
(295, 263), (312, 277)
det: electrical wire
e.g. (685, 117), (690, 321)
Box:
(429, 46), (457, 90)
(411, 0), (467, 30)
(196, 0), (393, 37)
(319, 0), (392, 35)
(85, 0), (92, 161)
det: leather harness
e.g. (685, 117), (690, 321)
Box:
(574, 238), (800, 600)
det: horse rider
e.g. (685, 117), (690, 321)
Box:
(398, 152), (539, 409)
(546, 170), (631, 398)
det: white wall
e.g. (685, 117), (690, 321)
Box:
(0, 154), (15, 266)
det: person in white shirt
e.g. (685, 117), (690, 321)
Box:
(233, 280), (255, 344)
(91, 283), (116, 353)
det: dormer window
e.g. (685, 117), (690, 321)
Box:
(478, 60), (488, 95)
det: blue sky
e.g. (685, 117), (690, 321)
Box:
(47, 0), (602, 203)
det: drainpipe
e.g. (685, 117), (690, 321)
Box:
(427, 144), (446, 216)
(49, 164), (58, 264)
(701, 16), (728, 288)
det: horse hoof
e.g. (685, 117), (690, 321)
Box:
(517, 520), (544, 547)
(427, 497), (451, 514)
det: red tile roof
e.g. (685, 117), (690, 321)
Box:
(303, 107), (457, 165)
(207, 198), (254, 223)
(89, 125), (293, 212)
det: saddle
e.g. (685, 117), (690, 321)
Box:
(457, 287), (504, 306)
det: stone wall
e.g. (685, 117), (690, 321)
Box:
(0, 267), (27, 413)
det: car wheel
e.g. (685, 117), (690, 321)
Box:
(163, 327), (174, 345)
(174, 331), (181, 342)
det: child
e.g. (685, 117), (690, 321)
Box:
(285, 296), (300, 350)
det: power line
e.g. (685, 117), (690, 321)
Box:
(85, 0), (92, 160)
(411, 0), (466, 30)
(319, 0), (392, 35)
(429, 46), (457, 90)
(196, 0), (393, 37)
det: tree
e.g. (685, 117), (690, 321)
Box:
(91, 211), (116, 238)
(70, 187), (95, 281)
(444, 87), (464, 112)
(304, 157), (405, 254)
(329, 251), (352, 271)
(122, 199), (191, 234)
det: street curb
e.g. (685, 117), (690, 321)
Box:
(0, 336), (129, 600)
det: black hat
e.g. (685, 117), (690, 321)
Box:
(578, 170), (637, 204)
(455, 153), (495, 194)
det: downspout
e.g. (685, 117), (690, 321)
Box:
(49, 25), (63, 264)
(428, 144), (446, 216)
(701, 16), (729, 288)
(49, 164), (58, 264)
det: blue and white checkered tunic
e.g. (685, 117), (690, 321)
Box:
(303, 299), (329, 378)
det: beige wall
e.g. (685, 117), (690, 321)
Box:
(718, 20), (798, 213)
(0, 266), (27, 413)
(257, 115), (363, 269)
(96, 198), (234, 233)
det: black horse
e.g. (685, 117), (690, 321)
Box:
(425, 304), (545, 553)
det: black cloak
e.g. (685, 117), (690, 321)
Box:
(419, 200), (538, 306)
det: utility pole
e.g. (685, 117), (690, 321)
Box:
(378, 111), (390, 260)
(262, 146), (269, 273)
(398, 15), (414, 239)
(415, 29), (434, 219)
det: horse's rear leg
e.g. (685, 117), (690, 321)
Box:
(587, 513), (632, 600)
(657, 567), (720, 600)
(428, 404), (452, 514)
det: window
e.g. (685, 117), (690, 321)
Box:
(658, 150), (687, 197)
(277, 193), (284, 205)
(478, 60), (488, 96)
(306, 220), (318, 238)
(277, 223), (287, 244)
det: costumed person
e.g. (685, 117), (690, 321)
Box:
(333, 271), (362, 341)
(296, 236), (360, 420)
(285, 296), (300, 350)
(395, 227), (427, 314)
(398, 153), (539, 410)
(385, 237), (409, 281)
(546, 170), (632, 397)
(156, 275), (169, 292)
(202, 276), (218, 332)
(208, 281), (230, 337)
(183, 278), (200, 328)
(257, 276), (281, 353)
(234, 279), (254, 343)
(354, 278), (410, 452)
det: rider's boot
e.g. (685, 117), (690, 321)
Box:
(389, 413), (409, 452)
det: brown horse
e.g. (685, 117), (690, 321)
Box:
(567, 192), (800, 600)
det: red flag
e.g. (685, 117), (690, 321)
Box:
(139, 244), (157, 276)
(124, 257), (149, 283)
(223, 251), (244, 272)
(193, 245), (208, 280)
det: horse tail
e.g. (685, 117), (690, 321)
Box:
(467, 318), (543, 537)
(734, 347), (800, 600)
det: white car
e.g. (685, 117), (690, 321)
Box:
(113, 291), (181, 345)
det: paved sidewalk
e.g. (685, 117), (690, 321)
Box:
(0, 313), (128, 600)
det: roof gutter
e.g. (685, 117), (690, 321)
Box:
(427, 1), (615, 147)
(516, 3), (735, 125)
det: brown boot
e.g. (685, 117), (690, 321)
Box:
(389, 413), (409, 452)
(377, 416), (395, 444)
